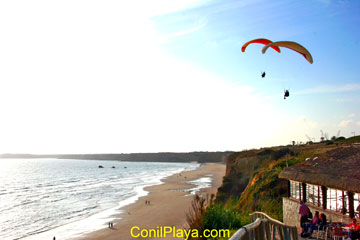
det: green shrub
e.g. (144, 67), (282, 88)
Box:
(202, 204), (242, 230)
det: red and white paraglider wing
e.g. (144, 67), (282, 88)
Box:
(241, 38), (281, 53)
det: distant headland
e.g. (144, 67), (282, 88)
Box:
(0, 151), (232, 163)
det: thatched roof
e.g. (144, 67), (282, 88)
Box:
(279, 145), (360, 193)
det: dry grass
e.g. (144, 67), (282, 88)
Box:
(186, 194), (215, 231)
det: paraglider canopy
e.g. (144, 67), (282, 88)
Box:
(241, 38), (281, 53)
(262, 41), (313, 64)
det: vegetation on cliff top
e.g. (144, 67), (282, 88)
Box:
(216, 142), (341, 221)
(189, 136), (360, 239)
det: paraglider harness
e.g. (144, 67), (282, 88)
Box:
(284, 90), (290, 99)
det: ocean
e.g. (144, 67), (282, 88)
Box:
(0, 158), (200, 240)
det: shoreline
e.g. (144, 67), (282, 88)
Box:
(74, 162), (226, 240)
(19, 161), (200, 240)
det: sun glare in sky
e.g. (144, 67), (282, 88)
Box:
(0, 0), (359, 154)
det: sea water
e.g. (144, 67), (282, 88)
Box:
(0, 158), (200, 240)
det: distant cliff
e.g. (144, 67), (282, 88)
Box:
(0, 151), (232, 163)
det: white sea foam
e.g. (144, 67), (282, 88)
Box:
(186, 176), (213, 196)
(0, 158), (199, 240)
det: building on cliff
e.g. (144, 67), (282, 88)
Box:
(279, 145), (360, 228)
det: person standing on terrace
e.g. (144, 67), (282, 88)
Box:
(299, 201), (310, 236)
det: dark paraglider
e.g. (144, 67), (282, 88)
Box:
(284, 90), (290, 99)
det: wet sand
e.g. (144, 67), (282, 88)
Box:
(75, 162), (226, 240)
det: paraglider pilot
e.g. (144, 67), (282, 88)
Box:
(261, 72), (266, 78)
(284, 90), (290, 99)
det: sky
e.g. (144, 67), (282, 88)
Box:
(0, 0), (359, 154)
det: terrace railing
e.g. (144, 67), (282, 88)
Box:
(229, 212), (298, 240)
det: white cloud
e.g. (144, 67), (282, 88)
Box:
(140, 0), (212, 17)
(298, 116), (319, 129)
(295, 83), (360, 95)
(158, 21), (207, 42)
(334, 97), (360, 103)
(349, 113), (356, 118)
(339, 120), (352, 127)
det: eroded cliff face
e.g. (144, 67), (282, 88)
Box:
(216, 149), (271, 203)
(216, 144), (339, 220)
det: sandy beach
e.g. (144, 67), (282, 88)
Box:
(75, 162), (226, 240)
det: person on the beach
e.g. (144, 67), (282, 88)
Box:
(53, 237), (56, 240)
